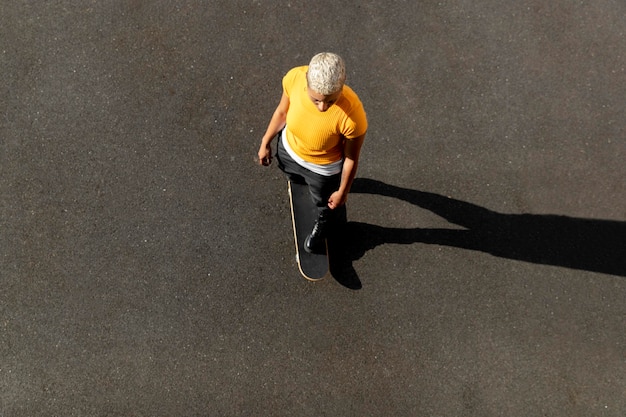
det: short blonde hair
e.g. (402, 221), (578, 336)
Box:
(307, 52), (346, 95)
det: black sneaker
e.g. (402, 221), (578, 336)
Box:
(305, 220), (327, 254)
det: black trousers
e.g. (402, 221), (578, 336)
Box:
(276, 133), (345, 225)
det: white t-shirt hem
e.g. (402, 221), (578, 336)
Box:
(281, 128), (343, 176)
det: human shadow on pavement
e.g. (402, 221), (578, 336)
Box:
(341, 178), (626, 278)
(328, 207), (363, 290)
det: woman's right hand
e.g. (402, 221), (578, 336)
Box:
(258, 92), (289, 166)
(258, 143), (272, 166)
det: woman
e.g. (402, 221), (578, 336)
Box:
(258, 52), (367, 253)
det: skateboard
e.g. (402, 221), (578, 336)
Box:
(288, 181), (329, 281)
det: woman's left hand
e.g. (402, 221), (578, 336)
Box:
(328, 191), (347, 209)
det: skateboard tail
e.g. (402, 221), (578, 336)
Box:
(288, 181), (329, 281)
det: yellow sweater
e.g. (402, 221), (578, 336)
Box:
(283, 66), (368, 164)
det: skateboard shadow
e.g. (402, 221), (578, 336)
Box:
(343, 177), (626, 278)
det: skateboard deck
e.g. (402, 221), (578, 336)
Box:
(288, 181), (329, 281)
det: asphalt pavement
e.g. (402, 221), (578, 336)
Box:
(1, 1), (625, 416)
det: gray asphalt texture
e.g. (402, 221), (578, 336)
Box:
(2, 1), (625, 416)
